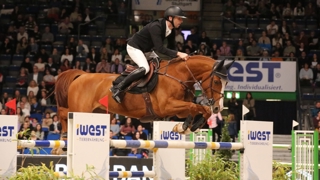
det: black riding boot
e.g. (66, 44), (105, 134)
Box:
(110, 67), (146, 103)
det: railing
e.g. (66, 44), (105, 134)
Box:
(221, 15), (247, 39)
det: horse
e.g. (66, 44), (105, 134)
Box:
(55, 56), (233, 134)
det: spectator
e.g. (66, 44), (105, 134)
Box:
(1, 92), (8, 108)
(243, 92), (256, 120)
(14, 89), (22, 103)
(1, 109), (6, 115)
(25, 16), (37, 34)
(41, 27), (54, 45)
(246, 1), (259, 17)
(175, 29), (184, 45)
(103, 38), (114, 60)
(272, 42), (283, 57)
(282, 3), (293, 19)
(234, 49), (245, 60)
(228, 92), (239, 122)
(235, 0), (247, 17)
(198, 43), (210, 56)
(272, 33), (283, 47)
(293, 2), (305, 19)
(16, 107), (25, 127)
(28, 37), (39, 55)
(27, 80), (39, 96)
(184, 40), (197, 53)
(223, 0), (235, 17)
(244, 32), (255, 46)
(60, 59), (71, 72)
(60, 48), (74, 64)
(258, 31), (271, 45)
(136, 125), (147, 140)
(295, 31), (308, 48)
(0, 38), (13, 54)
(67, 37), (77, 54)
(16, 68), (29, 88)
(110, 117), (120, 137)
(59, 8), (68, 21)
(87, 47), (101, 64)
(299, 63), (313, 86)
(311, 54), (320, 69)
(298, 51), (310, 68)
(47, 8), (59, 23)
(96, 58), (111, 73)
(55, 69), (62, 81)
(269, 4), (281, 20)
(117, 2), (127, 27)
(17, 26), (28, 41)
(18, 96), (31, 113)
(31, 26), (41, 44)
(286, 52), (296, 61)
(59, 17), (73, 34)
(283, 40), (296, 57)
(247, 40), (262, 57)
(128, 148), (143, 158)
(257, 1), (269, 18)
(311, 102), (320, 117)
(227, 113), (237, 142)
(111, 49), (122, 63)
(313, 64), (320, 87)
(73, 60), (82, 70)
(34, 58), (45, 73)
(45, 58), (59, 75)
(186, 27), (199, 45)
(111, 58), (124, 74)
(120, 118), (136, 137)
(105, 0), (118, 24)
(279, 21), (290, 36)
(28, 66), (43, 83)
(76, 40), (89, 57)
(199, 31), (211, 47)
(27, 90), (36, 103)
(305, 2), (316, 19)
(271, 51), (283, 61)
(259, 50), (270, 61)
(50, 48), (61, 64)
(11, 6), (21, 23)
(234, 39), (246, 56)
(308, 31), (319, 50)
(16, 37), (28, 55)
(207, 112), (223, 154)
(266, 20), (278, 37)
(49, 115), (62, 134)
(30, 97), (42, 114)
(37, 48), (49, 63)
(18, 122), (32, 140)
(43, 69), (56, 86)
(42, 112), (53, 129)
(69, 8), (79, 22)
(34, 124), (44, 140)
(82, 58), (96, 73)
(39, 89), (51, 106)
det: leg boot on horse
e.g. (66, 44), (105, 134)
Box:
(110, 67), (146, 103)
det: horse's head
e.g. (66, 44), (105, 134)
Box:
(199, 59), (234, 113)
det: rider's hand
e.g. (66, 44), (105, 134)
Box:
(177, 52), (189, 61)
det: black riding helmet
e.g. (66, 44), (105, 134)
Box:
(164, 6), (186, 28)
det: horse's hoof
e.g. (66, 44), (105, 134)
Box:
(190, 117), (206, 132)
(172, 123), (184, 133)
(178, 128), (192, 135)
(182, 115), (193, 130)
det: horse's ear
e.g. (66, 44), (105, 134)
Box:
(213, 59), (225, 71)
(223, 60), (235, 70)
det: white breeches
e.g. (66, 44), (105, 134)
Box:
(127, 44), (150, 75)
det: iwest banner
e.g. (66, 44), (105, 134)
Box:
(226, 61), (296, 92)
(132, 0), (201, 11)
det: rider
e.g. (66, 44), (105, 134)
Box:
(110, 6), (189, 103)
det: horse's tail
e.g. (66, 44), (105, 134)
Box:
(55, 69), (86, 120)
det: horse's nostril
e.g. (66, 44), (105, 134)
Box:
(214, 106), (219, 111)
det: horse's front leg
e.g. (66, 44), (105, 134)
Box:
(162, 99), (211, 134)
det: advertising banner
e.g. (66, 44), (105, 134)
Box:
(0, 115), (18, 179)
(132, 0), (201, 11)
(67, 113), (110, 179)
(153, 122), (185, 180)
(17, 156), (153, 180)
(240, 121), (273, 180)
(226, 61), (296, 92)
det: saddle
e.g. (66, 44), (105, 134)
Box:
(112, 58), (159, 94)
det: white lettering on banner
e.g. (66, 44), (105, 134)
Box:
(132, 0), (200, 11)
(225, 61), (296, 92)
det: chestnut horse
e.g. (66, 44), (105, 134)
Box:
(55, 56), (233, 134)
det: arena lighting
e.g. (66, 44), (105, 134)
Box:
(266, 99), (281, 101)
(225, 92), (240, 99)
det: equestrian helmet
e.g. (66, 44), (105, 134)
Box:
(164, 6), (186, 19)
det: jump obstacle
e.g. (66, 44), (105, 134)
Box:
(0, 113), (274, 180)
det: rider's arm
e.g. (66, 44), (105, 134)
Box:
(150, 23), (177, 57)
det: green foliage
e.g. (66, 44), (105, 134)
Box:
(7, 162), (104, 180)
(186, 152), (239, 180)
(215, 123), (233, 161)
(272, 161), (291, 180)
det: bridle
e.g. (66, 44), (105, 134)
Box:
(156, 58), (226, 108)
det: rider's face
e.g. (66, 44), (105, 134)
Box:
(173, 17), (183, 28)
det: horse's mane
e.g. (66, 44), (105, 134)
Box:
(55, 69), (86, 108)
(160, 55), (216, 67)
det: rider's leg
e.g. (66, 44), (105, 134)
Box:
(110, 45), (150, 103)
